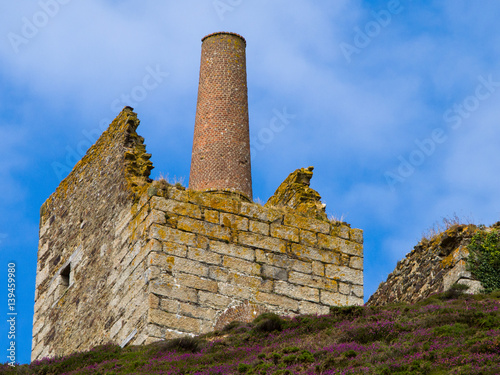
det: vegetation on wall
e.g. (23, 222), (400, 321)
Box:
(467, 229), (500, 294)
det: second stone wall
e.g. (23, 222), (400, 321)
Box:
(367, 224), (482, 306)
(141, 183), (364, 341)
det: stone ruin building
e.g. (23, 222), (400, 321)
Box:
(31, 32), (364, 360)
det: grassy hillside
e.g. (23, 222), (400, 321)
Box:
(5, 288), (500, 374)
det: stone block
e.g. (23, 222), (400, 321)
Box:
(270, 223), (299, 242)
(204, 210), (219, 224)
(190, 193), (240, 214)
(130, 204), (151, 229)
(318, 235), (363, 257)
(349, 228), (364, 244)
(177, 217), (231, 242)
(136, 191), (151, 208)
(347, 295), (364, 306)
(187, 247), (222, 265)
(179, 302), (217, 321)
(210, 241), (255, 261)
(200, 319), (215, 333)
(443, 260), (471, 291)
(299, 301), (330, 315)
(127, 241), (158, 270)
(256, 250), (312, 274)
(144, 209), (167, 229)
(149, 281), (198, 303)
(274, 280), (319, 302)
(221, 213), (249, 231)
(290, 243), (339, 264)
(299, 230), (317, 246)
(39, 221), (50, 238)
(150, 197), (202, 219)
(234, 274), (274, 292)
(149, 294), (160, 309)
(109, 320), (123, 339)
(321, 290), (348, 306)
(331, 225), (350, 240)
(129, 220), (148, 243)
(325, 265), (363, 286)
(312, 261), (325, 276)
(162, 241), (188, 258)
(352, 285), (364, 298)
(240, 202), (283, 222)
(254, 291), (299, 311)
(31, 318), (45, 338)
(176, 273), (218, 293)
(289, 271), (338, 291)
(238, 232), (286, 253)
(159, 298), (180, 313)
(339, 282), (351, 295)
(349, 256), (363, 270)
(31, 341), (45, 362)
(148, 252), (175, 274)
(115, 210), (134, 237)
(148, 309), (201, 333)
(261, 265), (288, 281)
(169, 186), (189, 203)
(249, 220), (270, 236)
(218, 282), (253, 299)
(457, 279), (482, 294)
(147, 323), (184, 341)
(195, 236), (209, 251)
(198, 291), (232, 309)
(284, 214), (330, 234)
(175, 257), (210, 277)
(150, 224), (197, 247)
(208, 266), (230, 282)
(223, 255), (261, 276)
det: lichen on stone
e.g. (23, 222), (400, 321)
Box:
(265, 166), (327, 220)
(115, 107), (154, 196)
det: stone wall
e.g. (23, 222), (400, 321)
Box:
(367, 224), (482, 306)
(32, 107), (364, 360)
(32, 107), (154, 360)
(141, 182), (364, 343)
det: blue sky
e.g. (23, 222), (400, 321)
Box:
(2, 0), (500, 365)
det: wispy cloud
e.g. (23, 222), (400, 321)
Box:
(2, 3), (500, 363)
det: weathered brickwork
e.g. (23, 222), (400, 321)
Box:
(367, 224), (482, 306)
(32, 107), (364, 360)
(189, 32), (252, 199)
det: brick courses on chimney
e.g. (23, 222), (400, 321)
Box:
(189, 32), (253, 200)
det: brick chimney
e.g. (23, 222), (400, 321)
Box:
(189, 32), (252, 200)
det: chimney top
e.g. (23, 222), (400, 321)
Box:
(201, 31), (246, 45)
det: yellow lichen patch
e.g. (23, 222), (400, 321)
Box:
(441, 247), (470, 269)
(265, 167), (328, 221)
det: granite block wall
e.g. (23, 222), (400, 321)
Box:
(32, 108), (364, 360)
